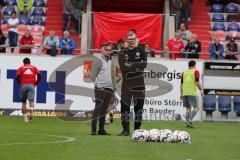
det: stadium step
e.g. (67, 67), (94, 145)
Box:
(189, 0), (211, 59)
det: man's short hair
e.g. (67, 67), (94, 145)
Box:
(126, 31), (135, 39)
(101, 42), (112, 49)
(23, 58), (31, 64)
(188, 60), (196, 68)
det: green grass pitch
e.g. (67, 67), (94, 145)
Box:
(0, 116), (240, 160)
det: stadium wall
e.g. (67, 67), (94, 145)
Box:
(0, 54), (239, 121)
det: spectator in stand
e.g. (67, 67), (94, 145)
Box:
(19, 29), (34, 54)
(181, 0), (191, 25)
(208, 38), (224, 60)
(72, 0), (85, 30)
(178, 23), (192, 47)
(17, 0), (33, 15)
(43, 31), (59, 57)
(184, 34), (201, 59)
(166, 32), (185, 59)
(145, 43), (155, 57)
(0, 29), (7, 53)
(59, 31), (76, 55)
(30, 15), (44, 25)
(7, 12), (19, 52)
(63, 0), (80, 35)
(171, 0), (182, 29)
(225, 38), (239, 60)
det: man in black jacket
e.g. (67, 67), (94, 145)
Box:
(184, 34), (201, 59)
(118, 31), (147, 136)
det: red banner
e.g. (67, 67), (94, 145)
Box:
(93, 12), (163, 51)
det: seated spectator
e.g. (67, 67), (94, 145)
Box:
(166, 32), (185, 59)
(145, 43), (155, 57)
(31, 6), (45, 16)
(7, 12), (19, 52)
(3, 4), (17, 16)
(4, 0), (17, 5)
(17, 0), (33, 15)
(43, 31), (59, 56)
(30, 15), (44, 25)
(0, 29), (7, 53)
(208, 38), (224, 60)
(33, 0), (46, 7)
(178, 23), (192, 47)
(184, 34), (201, 59)
(59, 31), (76, 55)
(63, 0), (80, 34)
(19, 29), (34, 54)
(225, 38), (239, 60)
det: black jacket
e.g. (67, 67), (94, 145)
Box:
(118, 45), (147, 81)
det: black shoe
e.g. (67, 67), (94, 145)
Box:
(98, 130), (111, 135)
(118, 130), (125, 136)
(91, 131), (97, 135)
(186, 122), (194, 128)
(109, 113), (114, 123)
(118, 130), (130, 136)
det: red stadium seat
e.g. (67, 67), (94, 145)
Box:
(31, 48), (43, 54)
(33, 36), (43, 46)
(227, 30), (240, 38)
(212, 30), (226, 41)
(18, 25), (28, 36)
(29, 25), (44, 36)
(1, 24), (9, 36)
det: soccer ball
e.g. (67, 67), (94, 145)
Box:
(148, 129), (161, 142)
(171, 130), (181, 143)
(160, 129), (172, 143)
(178, 131), (191, 143)
(132, 129), (149, 142)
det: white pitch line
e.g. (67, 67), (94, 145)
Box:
(0, 132), (76, 146)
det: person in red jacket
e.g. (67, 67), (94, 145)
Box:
(15, 58), (41, 122)
(166, 32), (185, 59)
(19, 29), (35, 54)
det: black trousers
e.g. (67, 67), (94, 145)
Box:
(121, 80), (145, 131)
(91, 87), (114, 132)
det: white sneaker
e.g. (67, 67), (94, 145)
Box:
(24, 115), (29, 122)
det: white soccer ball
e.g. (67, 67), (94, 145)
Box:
(160, 129), (172, 143)
(178, 131), (191, 143)
(171, 130), (181, 143)
(132, 129), (149, 142)
(148, 129), (161, 142)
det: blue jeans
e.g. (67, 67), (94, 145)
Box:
(61, 48), (74, 55)
(8, 31), (18, 47)
(63, 13), (81, 34)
